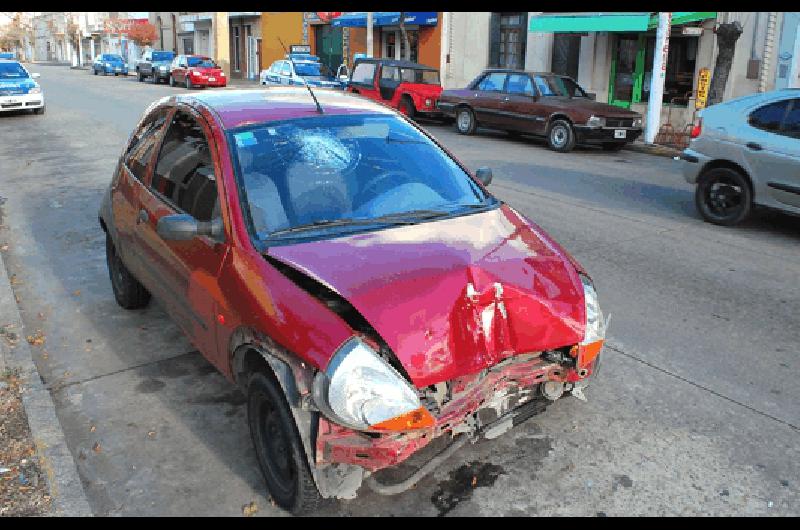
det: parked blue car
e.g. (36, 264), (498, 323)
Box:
(92, 54), (128, 76)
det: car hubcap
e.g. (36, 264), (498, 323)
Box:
(551, 126), (567, 147)
(705, 179), (744, 218)
(458, 111), (470, 131)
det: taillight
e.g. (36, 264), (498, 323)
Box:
(691, 118), (702, 138)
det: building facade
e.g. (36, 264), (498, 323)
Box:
(177, 12), (262, 79)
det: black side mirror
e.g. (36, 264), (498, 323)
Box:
(157, 214), (223, 241)
(475, 167), (493, 186)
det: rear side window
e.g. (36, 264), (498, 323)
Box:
(477, 72), (507, 92)
(280, 62), (291, 76)
(780, 99), (800, 138)
(124, 109), (169, 181)
(748, 100), (790, 132)
(381, 66), (400, 80)
(352, 62), (376, 84)
(506, 73), (534, 96)
(151, 111), (218, 222)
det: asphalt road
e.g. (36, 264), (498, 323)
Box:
(0, 65), (798, 516)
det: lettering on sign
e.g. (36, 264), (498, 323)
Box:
(696, 67), (711, 109)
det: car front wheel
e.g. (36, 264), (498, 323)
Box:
(247, 370), (322, 515)
(398, 96), (416, 119)
(456, 107), (477, 135)
(695, 167), (753, 226)
(105, 234), (151, 309)
(547, 119), (576, 152)
(169, 75), (175, 87)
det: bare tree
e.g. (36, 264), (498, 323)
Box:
(398, 12), (411, 61)
(708, 21), (743, 105)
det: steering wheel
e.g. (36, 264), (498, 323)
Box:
(358, 171), (412, 205)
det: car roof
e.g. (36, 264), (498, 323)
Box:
(480, 68), (567, 77)
(174, 87), (397, 130)
(354, 58), (437, 71)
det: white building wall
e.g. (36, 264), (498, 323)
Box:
(442, 12), (491, 89)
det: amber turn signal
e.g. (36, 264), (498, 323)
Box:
(370, 406), (436, 432)
(576, 340), (604, 369)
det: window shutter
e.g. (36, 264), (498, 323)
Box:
(489, 13), (501, 67)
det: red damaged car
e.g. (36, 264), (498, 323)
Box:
(98, 87), (606, 514)
(347, 57), (443, 119)
(168, 54), (227, 89)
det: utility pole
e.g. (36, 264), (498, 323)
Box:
(645, 12), (671, 144)
(366, 12), (373, 57)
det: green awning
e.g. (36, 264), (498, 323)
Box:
(529, 13), (651, 33)
(529, 12), (718, 33)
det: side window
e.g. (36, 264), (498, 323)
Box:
(352, 62), (376, 84)
(381, 66), (400, 81)
(780, 99), (800, 138)
(477, 72), (507, 92)
(749, 100), (790, 133)
(269, 61), (279, 73)
(533, 75), (556, 96)
(151, 111), (218, 222)
(506, 73), (534, 96)
(124, 109), (169, 181)
(280, 62), (291, 76)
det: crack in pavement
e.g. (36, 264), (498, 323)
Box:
(604, 340), (799, 432)
(45, 350), (200, 393)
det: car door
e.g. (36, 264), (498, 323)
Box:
(349, 61), (380, 99)
(501, 73), (540, 133)
(471, 72), (509, 128)
(134, 107), (229, 358)
(742, 98), (800, 208)
(265, 61), (281, 84)
(111, 107), (172, 280)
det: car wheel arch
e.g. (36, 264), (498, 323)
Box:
(699, 159), (755, 199)
(547, 113), (574, 128)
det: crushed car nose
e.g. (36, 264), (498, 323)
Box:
(365, 396), (550, 496)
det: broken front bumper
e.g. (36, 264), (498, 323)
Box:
(315, 350), (597, 475)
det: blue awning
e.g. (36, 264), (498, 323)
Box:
(331, 12), (438, 28)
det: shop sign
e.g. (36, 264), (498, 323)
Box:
(696, 67), (710, 109)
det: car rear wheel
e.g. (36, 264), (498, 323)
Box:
(399, 96), (416, 119)
(247, 370), (322, 515)
(695, 167), (753, 226)
(137, 71), (144, 82)
(93, 68), (98, 75)
(169, 75), (176, 87)
(601, 143), (625, 151)
(547, 119), (576, 152)
(105, 234), (151, 309)
(456, 107), (477, 135)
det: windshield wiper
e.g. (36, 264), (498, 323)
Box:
(267, 217), (416, 237)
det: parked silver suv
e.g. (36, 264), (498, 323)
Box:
(680, 89), (800, 225)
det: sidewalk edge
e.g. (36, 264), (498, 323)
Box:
(0, 250), (93, 517)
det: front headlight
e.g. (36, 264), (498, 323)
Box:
(312, 337), (435, 432)
(632, 117), (643, 128)
(425, 98), (432, 107)
(159, 65), (168, 71)
(104, 62), (111, 67)
(586, 115), (605, 127)
(28, 86), (41, 94)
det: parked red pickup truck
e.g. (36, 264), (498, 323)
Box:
(347, 58), (443, 119)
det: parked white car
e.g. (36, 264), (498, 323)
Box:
(0, 59), (45, 115)
(681, 89), (800, 225)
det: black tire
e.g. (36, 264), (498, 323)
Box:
(93, 68), (98, 76)
(33, 106), (44, 115)
(247, 371), (322, 515)
(137, 71), (144, 82)
(601, 143), (625, 151)
(695, 167), (753, 226)
(169, 75), (176, 87)
(398, 96), (416, 119)
(547, 119), (576, 152)
(455, 106), (477, 135)
(105, 234), (151, 309)
(185, 76), (192, 90)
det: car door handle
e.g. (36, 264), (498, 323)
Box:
(137, 209), (149, 224)
(502, 96), (510, 102)
(746, 142), (763, 151)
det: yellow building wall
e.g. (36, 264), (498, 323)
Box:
(260, 12), (305, 71)
(417, 13), (442, 70)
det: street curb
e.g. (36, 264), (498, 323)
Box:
(0, 249), (93, 516)
(623, 141), (683, 158)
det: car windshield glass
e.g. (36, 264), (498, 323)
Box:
(294, 62), (322, 77)
(188, 57), (216, 68)
(400, 68), (439, 84)
(152, 51), (174, 61)
(104, 55), (124, 62)
(0, 62), (28, 78)
(533, 75), (587, 98)
(230, 114), (494, 242)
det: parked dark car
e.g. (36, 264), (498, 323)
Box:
(99, 88), (605, 514)
(347, 58), (443, 119)
(92, 54), (128, 76)
(136, 49), (176, 84)
(438, 69), (644, 152)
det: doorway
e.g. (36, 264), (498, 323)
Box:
(609, 34), (645, 108)
(315, 25), (344, 77)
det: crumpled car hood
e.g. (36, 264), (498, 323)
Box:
(268, 205), (586, 387)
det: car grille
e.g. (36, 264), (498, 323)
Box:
(606, 118), (634, 128)
(1, 102), (23, 108)
(0, 88), (26, 96)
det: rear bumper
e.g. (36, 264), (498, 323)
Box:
(0, 92), (44, 111)
(574, 125), (643, 144)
